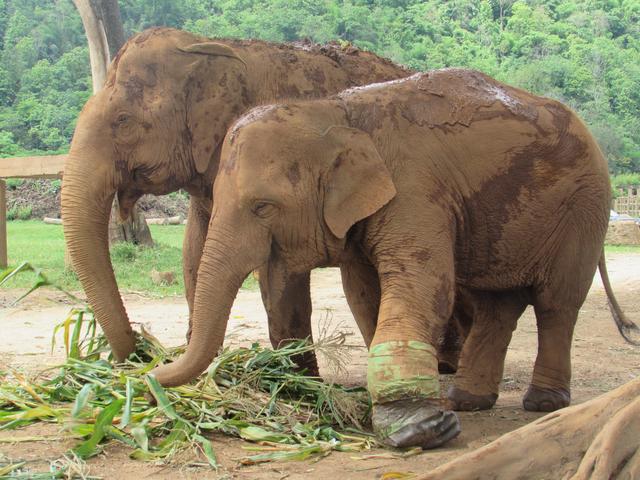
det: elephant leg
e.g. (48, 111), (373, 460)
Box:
(341, 253), (466, 375)
(366, 213), (461, 449)
(340, 256), (380, 348)
(524, 227), (601, 413)
(183, 195), (211, 342)
(448, 291), (527, 411)
(523, 303), (579, 412)
(258, 267), (319, 376)
(437, 307), (469, 374)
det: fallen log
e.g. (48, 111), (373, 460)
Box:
(418, 377), (640, 480)
(43, 217), (63, 225)
(145, 215), (182, 225)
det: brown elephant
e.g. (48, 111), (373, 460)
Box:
(151, 69), (638, 449)
(61, 27), (414, 367)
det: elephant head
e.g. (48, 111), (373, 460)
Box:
(61, 28), (249, 360)
(151, 103), (396, 386)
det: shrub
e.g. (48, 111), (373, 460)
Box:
(16, 206), (32, 220)
(6, 207), (17, 221)
(5, 178), (25, 190)
(110, 242), (138, 262)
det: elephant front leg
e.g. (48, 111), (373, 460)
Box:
(258, 268), (319, 376)
(183, 195), (212, 342)
(367, 236), (461, 449)
(341, 253), (466, 375)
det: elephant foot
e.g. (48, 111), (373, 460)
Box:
(447, 386), (497, 411)
(372, 398), (461, 449)
(292, 351), (320, 377)
(523, 385), (570, 412)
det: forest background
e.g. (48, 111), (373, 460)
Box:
(1, 0), (639, 174)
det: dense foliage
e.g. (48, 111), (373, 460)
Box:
(1, 0), (639, 172)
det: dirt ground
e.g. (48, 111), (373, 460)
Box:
(1, 252), (639, 479)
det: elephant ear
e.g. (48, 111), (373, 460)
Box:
(323, 127), (397, 238)
(181, 41), (249, 175)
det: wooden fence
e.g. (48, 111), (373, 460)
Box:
(0, 155), (66, 268)
(613, 186), (640, 218)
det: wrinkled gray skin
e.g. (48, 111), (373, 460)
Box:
(61, 27), (412, 368)
(151, 69), (631, 449)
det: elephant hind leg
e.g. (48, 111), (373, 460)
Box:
(524, 303), (579, 411)
(525, 218), (602, 412)
(437, 309), (469, 375)
(448, 290), (527, 411)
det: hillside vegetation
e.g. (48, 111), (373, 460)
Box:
(1, 0), (639, 173)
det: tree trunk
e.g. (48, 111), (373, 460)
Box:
(417, 378), (640, 480)
(72, 0), (153, 248)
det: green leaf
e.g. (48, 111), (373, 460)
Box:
(119, 378), (133, 428)
(145, 375), (184, 424)
(69, 310), (84, 359)
(131, 425), (149, 452)
(0, 462), (26, 476)
(242, 445), (326, 464)
(193, 434), (219, 469)
(238, 425), (292, 444)
(71, 383), (93, 418)
(74, 398), (124, 459)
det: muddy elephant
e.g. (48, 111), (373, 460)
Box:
(151, 69), (638, 449)
(61, 27), (413, 367)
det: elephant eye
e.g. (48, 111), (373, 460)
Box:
(116, 113), (130, 124)
(251, 201), (277, 218)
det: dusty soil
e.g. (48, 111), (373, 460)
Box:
(5, 179), (189, 219)
(1, 253), (639, 479)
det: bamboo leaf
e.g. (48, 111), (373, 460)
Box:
(119, 378), (133, 428)
(193, 434), (219, 469)
(131, 425), (149, 452)
(238, 425), (293, 444)
(71, 384), (93, 418)
(0, 462), (26, 476)
(74, 399), (124, 459)
(145, 375), (183, 424)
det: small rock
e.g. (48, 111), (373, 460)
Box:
(150, 269), (176, 286)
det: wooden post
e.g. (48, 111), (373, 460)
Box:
(0, 179), (7, 269)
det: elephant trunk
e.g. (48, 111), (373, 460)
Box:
(61, 150), (136, 361)
(151, 221), (258, 387)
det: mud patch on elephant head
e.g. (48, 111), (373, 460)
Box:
(121, 75), (146, 105)
(229, 104), (282, 143)
(287, 162), (301, 186)
(222, 146), (238, 174)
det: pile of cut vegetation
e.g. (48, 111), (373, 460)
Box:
(4, 179), (189, 220)
(0, 264), (391, 477)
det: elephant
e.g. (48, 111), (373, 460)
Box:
(150, 68), (638, 449)
(61, 27), (419, 370)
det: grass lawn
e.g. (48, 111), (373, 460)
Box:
(2, 221), (257, 296)
(2, 220), (638, 296)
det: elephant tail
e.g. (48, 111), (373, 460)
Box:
(599, 250), (639, 345)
